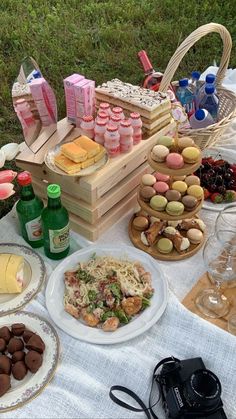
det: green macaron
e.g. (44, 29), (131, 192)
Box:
(166, 201), (184, 216)
(156, 135), (174, 149)
(157, 238), (173, 254)
(150, 195), (168, 211)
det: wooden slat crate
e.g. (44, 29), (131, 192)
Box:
(16, 118), (175, 240)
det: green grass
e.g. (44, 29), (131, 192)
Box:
(0, 0), (236, 216)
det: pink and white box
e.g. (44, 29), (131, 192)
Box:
(63, 73), (84, 124)
(74, 79), (95, 126)
(29, 77), (57, 126)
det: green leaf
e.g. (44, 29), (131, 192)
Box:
(101, 310), (115, 322)
(109, 283), (121, 301)
(88, 290), (97, 301)
(114, 309), (129, 324)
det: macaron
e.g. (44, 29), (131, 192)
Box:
(185, 175), (200, 186)
(165, 190), (181, 202)
(133, 216), (149, 231)
(140, 186), (156, 202)
(153, 181), (169, 195)
(154, 172), (170, 183)
(141, 174), (156, 186)
(182, 147), (200, 164)
(187, 228), (203, 244)
(172, 175), (186, 181)
(150, 195), (167, 211)
(182, 195), (198, 211)
(163, 226), (177, 236)
(151, 145), (169, 162)
(166, 201), (184, 216)
(172, 181), (188, 195)
(156, 135), (174, 149)
(166, 153), (184, 169)
(157, 238), (173, 254)
(177, 136), (195, 150)
(187, 185), (204, 200)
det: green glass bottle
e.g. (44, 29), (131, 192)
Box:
(41, 184), (70, 260)
(16, 171), (44, 248)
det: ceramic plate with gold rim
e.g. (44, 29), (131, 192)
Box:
(0, 311), (59, 412)
(44, 142), (109, 177)
(0, 244), (46, 316)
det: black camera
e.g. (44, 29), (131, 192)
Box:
(157, 357), (227, 419)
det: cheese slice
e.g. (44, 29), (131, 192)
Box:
(0, 254), (24, 294)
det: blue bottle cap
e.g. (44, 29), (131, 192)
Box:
(179, 78), (188, 87)
(191, 71), (201, 80)
(32, 70), (41, 79)
(205, 73), (216, 84)
(205, 84), (215, 94)
(195, 109), (206, 121)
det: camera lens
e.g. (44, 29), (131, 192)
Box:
(184, 369), (221, 409)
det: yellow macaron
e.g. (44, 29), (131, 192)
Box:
(187, 185), (204, 200)
(171, 181), (188, 195)
(182, 147), (201, 164)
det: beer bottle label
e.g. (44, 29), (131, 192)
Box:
(25, 216), (43, 241)
(49, 224), (70, 253)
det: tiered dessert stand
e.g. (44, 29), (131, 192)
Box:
(129, 146), (205, 261)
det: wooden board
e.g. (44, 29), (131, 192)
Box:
(32, 161), (151, 224)
(128, 215), (205, 261)
(182, 272), (236, 334)
(69, 188), (138, 241)
(138, 195), (203, 221)
(16, 121), (175, 205)
(147, 150), (202, 176)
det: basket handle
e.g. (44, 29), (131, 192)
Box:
(159, 23), (232, 93)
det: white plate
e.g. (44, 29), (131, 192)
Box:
(202, 148), (236, 212)
(0, 244), (46, 316)
(0, 311), (59, 412)
(45, 245), (168, 345)
(44, 142), (109, 177)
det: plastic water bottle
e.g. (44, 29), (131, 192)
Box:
(199, 84), (219, 122)
(196, 73), (216, 109)
(176, 79), (195, 118)
(189, 71), (201, 106)
(189, 109), (215, 129)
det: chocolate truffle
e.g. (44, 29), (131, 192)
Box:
(0, 338), (6, 353)
(11, 323), (25, 336)
(25, 350), (43, 373)
(12, 351), (25, 364)
(7, 338), (24, 354)
(26, 335), (45, 354)
(0, 355), (11, 375)
(0, 327), (11, 343)
(12, 361), (27, 381)
(0, 374), (10, 397)
(23, 329), (35, 343)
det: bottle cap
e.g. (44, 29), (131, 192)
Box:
(32, 70), (41, 79)
(96, 120), (106, 126)
(205, 84), (215, 94)
(106, 125), (118, 132)
(191, 71), (200, 80)
(205, 73), (216, 84)
(130, 112), (141, 119)
(100, 102), (110, 110)
(82, 115), (93, 122)
(98, 111), (108, 119)
(120, 120), (131, 127)
(17, 171), (32, 186)
(111, 115), (121, 122)
(112, 107), (123, 114)
(47, 184), (61, 199)
(195, 109), (206, 121)
(179, 78), (188, 87)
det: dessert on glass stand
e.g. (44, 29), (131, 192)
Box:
(129, 133), (206, 260)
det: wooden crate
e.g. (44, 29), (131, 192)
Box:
(16, 118), (175, 240)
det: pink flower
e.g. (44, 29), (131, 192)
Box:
(0, 170), (17, 184)
(0, 183), (15, 200)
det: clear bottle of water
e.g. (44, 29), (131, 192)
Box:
(196, 73), (216, 109)
(199, 84), (219, 122)
(189, 71), (201, 107)
(176, 78), (195, 117)
(189, 108), (215, 129)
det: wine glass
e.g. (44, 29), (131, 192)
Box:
(195, 234), (236, 318)
(216, 204), (236, 246)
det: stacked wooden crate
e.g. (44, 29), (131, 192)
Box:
(95, 78), (172, 136)
(16, 118), (175, 241)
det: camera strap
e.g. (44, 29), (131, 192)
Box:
(109, 356), (180, 419)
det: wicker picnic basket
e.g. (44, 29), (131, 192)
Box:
(158, 23), (236, 150)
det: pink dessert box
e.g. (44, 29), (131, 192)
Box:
(63, 73), (84, 123)
(29, 77), (57, 126)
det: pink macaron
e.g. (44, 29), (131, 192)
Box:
(153, 181), (169, 195)
(154, 172), (170, 183)
(166, 153), (184, 169)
